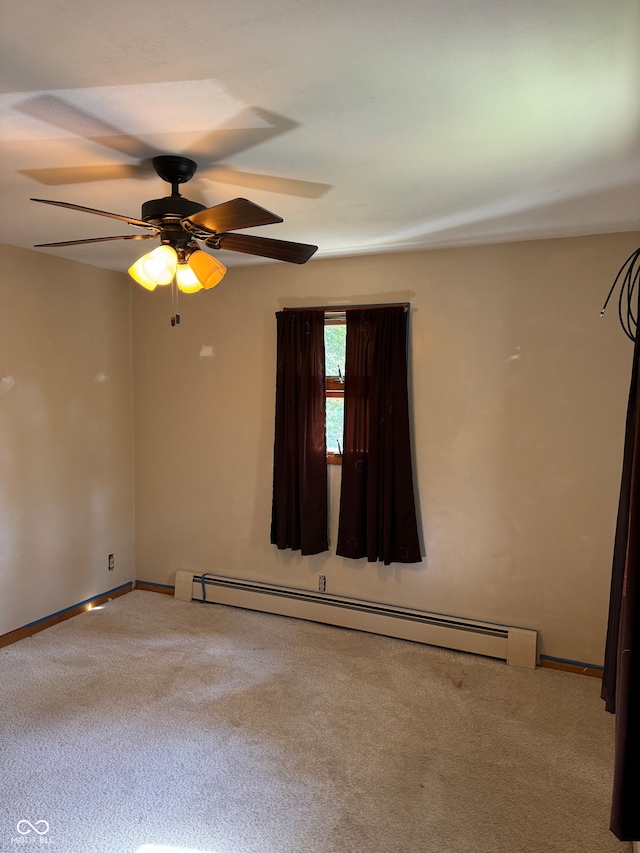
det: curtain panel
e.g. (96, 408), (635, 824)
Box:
(271, 310), (329, 555)
(336, 307), (422, 565)
(602, 331), (640, 842)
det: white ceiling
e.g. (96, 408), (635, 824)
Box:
(0, 0), (638, 272)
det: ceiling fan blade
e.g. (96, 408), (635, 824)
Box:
(16, 94), (152, 159)
(31, 198), (159, 230)
(213, 233), (318, 264)
(188, 108), (299, 162)
(186, 198), (283, 234)
(21, 163), (147, 186)
(34, 234), (158, 248)
(204, 166), (332, 199)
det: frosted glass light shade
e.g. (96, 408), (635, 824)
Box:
(176, 264), (203, 294)
(188, 250), (226, 290)
(127, 256), (158, 290)
(128, 245), (177, 289)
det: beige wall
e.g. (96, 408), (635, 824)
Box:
(132, 231), (639, 665)
(5, 232), (635, 662)
(0, 244), (135, 635)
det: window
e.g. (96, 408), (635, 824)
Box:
(324, 315), (346, 464)
(272, 303), (421, 564)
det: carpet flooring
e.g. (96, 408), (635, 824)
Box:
(0, 590), (628, 853)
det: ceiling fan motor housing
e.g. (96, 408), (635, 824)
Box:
(141, 195), (206, 225)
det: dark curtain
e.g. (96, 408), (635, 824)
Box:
(336, 306), (421, 565)
(602, 333), (640, 842)
(271, 310), (328, 555)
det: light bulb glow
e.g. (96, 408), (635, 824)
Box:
(176, 264), (203, 294)
(143, 245), (177, 285)
(128, 245), (177, 289)
(188, 251), (227, 290)
(128, 256), (158, 290)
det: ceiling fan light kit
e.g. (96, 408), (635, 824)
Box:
(127, 245), (227, 293)
(186, 251), (226, 290)
(129, 245), (178, 290)
(175, 263), (202, 294)
(32, 154), (318, 308)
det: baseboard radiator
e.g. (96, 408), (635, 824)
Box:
(174, 570), (537, 669)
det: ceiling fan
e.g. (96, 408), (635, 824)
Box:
(32, 154), (318, 297)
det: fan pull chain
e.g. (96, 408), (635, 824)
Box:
(170, 277), (181, 327)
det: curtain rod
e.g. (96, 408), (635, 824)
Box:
(283, 302), (409, 313)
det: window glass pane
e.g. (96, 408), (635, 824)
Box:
(324, 324), (346, 377)
(325, 321), (345, 455)
(326, 397), (344, 453)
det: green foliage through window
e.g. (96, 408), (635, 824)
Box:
(325, 324), (346, 377)
(324, 322), (346, 455)
(326, 397), (344, 454)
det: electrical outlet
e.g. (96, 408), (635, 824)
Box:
(108, 554), (114, 571)
(318, 574), (326, 593)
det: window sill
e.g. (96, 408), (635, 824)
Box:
(327, 453), (342, 466)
